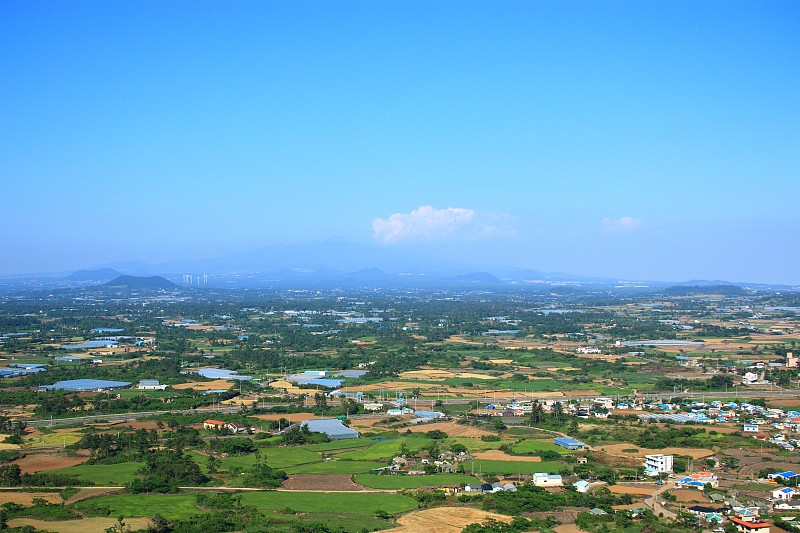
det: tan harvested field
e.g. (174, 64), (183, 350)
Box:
(0, 435), (20, 450)
(0, 492), (62, 505)
(553, 525), (587, 533)
(8, 517), (151, 533)
(383, 507), (513, 533)
(251, 412), (321, 422)
(404, 421), (494, 438)
(454, 372), (497, 380)
(446, 335), (484, 345)
(473, 450), (541, 462)
(282, 474), (363, 491)
(399, 370), (455, 381)
(489, 359), (514, 365)
(609, 484), (655, 496)
(269, 379), (312, 395)
(222, 396), (259, 405)
(14, 453), (88, 473)
(596, 443), (714, 459)
(172, 379), (233, 391)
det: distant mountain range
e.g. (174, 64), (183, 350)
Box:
(104, 275), (178, 290)
(63, 268), (122, 282)
(0, 239), (797, 292)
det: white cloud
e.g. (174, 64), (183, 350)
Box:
(373, 205), (512, 244)
(602, 215), (642, 233)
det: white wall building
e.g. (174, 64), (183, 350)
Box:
(644, 454), (674, 474)
(532, 473), (563, 487)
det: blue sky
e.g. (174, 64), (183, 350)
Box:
(1, 1), (798, 283)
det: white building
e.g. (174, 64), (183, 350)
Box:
(643, 454), (674, 474)
(743, 424), (759, 432)
(772, 487), (796, 501)
(532, 473), (563, 487)
(138, 380), (167, 390)
(742, 372), (759, 385)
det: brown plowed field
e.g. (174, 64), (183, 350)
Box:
(281, 474), (363, 491)
(382, 507), (512, 533)
(14, 452), (88, 473)
(672, 488), (709, 503)
(609, 484), (656, 496)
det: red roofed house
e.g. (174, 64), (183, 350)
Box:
(731, 518), (770, 533)
(203, 419), (226, 430)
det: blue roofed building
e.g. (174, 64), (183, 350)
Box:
(554, 437), (586, 450)
(42, 379), (132, 391)
(301, 419), (359, 440)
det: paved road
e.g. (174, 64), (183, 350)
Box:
(643, 481), (677, 520)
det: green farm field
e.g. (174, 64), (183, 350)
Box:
(461, 459), (567, 475)
(353, 473), (480, 489)
(76, 491), (418, 519)
(284, 460), (384, 474)
(55, 461), (142, 485)
(509, 439), (574, 455)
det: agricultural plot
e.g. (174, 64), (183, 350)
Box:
(390, 507), (514, 533)
(211, 447), (322, 473)
(73, 493), (200, 520)
(55, 461), (143, 485)
(303, 437), (377, 452)
(77, 490), (419, 519)
(509, 439), (574, 455)
(239, 491), (418, 514)
(353, 473), (480, 489)
(461, 459), (566, 475)
(335, 436), (432, 461)
(13, 452), (88, 473)
(284, 460), (384, 474)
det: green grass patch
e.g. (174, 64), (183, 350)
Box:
(461, 460), (567, 475)
(56, 462), (142, 485)
(354, 473), (480, 489)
